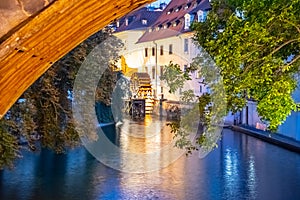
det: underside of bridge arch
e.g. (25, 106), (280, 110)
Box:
(0, 0), (154, 118)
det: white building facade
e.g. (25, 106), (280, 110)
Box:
(113, 0), (211, 101)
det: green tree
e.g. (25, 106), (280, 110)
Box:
(192, 0), (300, 131)
(0, 30), (121, 169)
(162, 0), (300, 154)
(161, 57), (226, 154)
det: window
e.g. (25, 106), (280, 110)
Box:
(184, 64), (188, 72)
(184, 38), (189, 53)
(175, 6), (182, 12)
(160, 45), (164, 55)
(167, 8), (173, 15)
(161, 86), (164, 93)
(145, 48), (148, 57)
(160, 66), (164, 77)
(169, 44), (173, 54)
(200, 85), (202, 93)
(142, 19), (147, 25)
(152, 66), (156, 79)
(203, 11), (208, 22)
(152, 47), (155, 56)
(196, 71), (201, 79)
(206, 86), (210, 94)
(198, 10), (207, 22)
(167, 8), (173, 14)
(184, 14), (191, 29)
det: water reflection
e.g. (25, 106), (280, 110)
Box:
(1, 118), (300, 200)
(247, 155), (257, 199)
(119, 115), (174, 152)
(85, 115), (184, 173)
(224, 149), (240, 198)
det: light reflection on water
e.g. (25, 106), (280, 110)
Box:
(1, 116), (300, 200)
(118, 115), (174, 152)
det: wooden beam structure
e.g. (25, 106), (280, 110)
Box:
(0, 0), (154, 118)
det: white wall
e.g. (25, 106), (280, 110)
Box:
(278, 82), (300, 141)
(240, 92), (300, 140)
(113, 30), (207, 101)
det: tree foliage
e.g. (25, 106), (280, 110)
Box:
(192, 0), (300, 131)
(0, 30), (118, 169)
(161, 53), (226, 154)
(160, 61), (192, 93)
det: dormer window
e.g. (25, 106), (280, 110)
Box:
(142, 19), (147, 25)
(184, 14), (191, 29)
(156, 26), (160, 31)
(175, 5), (182, 12)
(167, 8), (173, 14)
(163, 24), (167, 29)
(197, 10), (208, 22)
(173, 20), (180, 27)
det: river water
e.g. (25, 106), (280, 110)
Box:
(1, 115), (300, 200)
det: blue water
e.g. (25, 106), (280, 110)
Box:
(1, 123), (300, 200)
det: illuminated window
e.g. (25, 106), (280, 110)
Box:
(142, 19), (147, 25)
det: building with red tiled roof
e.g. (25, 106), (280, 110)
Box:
(113, 0), (211, 101)
(115, 7), (162, 33)
(138, 0), (211, 43)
